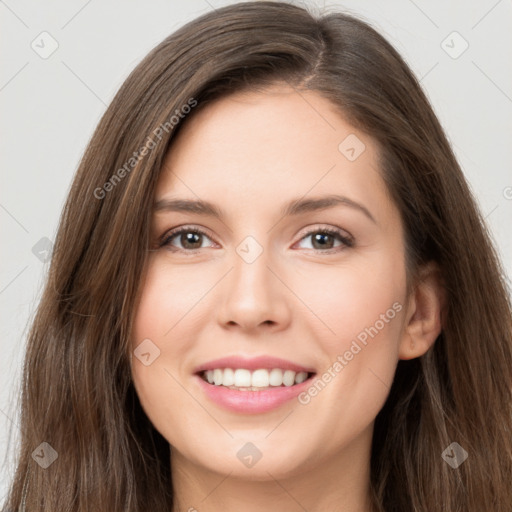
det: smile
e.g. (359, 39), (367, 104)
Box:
(193, 355), (317, 413)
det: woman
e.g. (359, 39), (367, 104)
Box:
(4, 2), (511, 511)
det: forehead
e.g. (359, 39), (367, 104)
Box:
(157, 86), (394, 223)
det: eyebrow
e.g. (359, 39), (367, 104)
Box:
(153, 194), (376, 224)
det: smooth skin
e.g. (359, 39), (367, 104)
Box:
(130, 84), (444, 512)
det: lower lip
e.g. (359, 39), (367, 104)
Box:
(194, 374), (315, 414)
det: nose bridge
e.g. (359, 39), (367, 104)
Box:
(233, 239), (272, 296)
(216, 235), (290, 330)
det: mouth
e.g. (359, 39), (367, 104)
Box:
(192, 356), (317, 414)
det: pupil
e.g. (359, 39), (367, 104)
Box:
(313, 233), (333, 249)
(183, 232), (201, 248)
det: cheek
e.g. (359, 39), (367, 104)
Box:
(132, 258), (209, 347)
(130, 260), (214, 448)
(130, 259), (200, 427)
(292, 252), (406, 416)
(292, 249), (406, 350)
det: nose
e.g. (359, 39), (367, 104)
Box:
(215, 247), (292, 333)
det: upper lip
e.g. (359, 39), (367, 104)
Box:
(193, 355), (316, 374)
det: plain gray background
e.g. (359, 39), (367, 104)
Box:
(1, 0), (511, 500)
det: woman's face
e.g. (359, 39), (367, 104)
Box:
(131, 84), (410, 480)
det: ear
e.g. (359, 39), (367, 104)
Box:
(398, 261), (445, 360)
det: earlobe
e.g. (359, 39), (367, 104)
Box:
(398, 262), (445, 360)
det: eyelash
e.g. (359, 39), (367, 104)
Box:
(158, 225), (354, 255)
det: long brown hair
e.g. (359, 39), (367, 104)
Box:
(4, 2), (511, 510)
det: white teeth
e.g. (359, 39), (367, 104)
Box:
(269, 368), (283, 386)
(282, 370), (296, 387)
(234, 369), (252, 387)
(201, 368), (312, 389)
(213, 369), (223, 385)
(223, 368), (235, 386)
(251, 369), (269, 387)
(295, 371), (308, 384)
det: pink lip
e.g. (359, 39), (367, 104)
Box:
(194, 373), (315, 414)
(193, 355), (316, 374)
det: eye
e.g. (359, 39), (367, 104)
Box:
(159, 226), (216, 252)
(158, 225), (354, 254)
(294, 227), (354, 253)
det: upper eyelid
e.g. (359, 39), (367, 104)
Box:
(163, 225), (216, 242)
